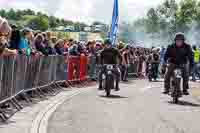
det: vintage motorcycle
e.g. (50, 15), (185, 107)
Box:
(170, 65), (183, 103)
(102, 64), (115, 97)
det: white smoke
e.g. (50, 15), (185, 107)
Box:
(185, 22), (200, 47)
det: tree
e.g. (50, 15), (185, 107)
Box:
(49, 16), (58, 28)
(27, 16), (49, 31)
(24, 9), (35, 15)
(176, 0), (197, 32)
(15, 10), (23, 20)
(146, 8), (160, 34)
(156, 0), (178, 40)
(7, 9), (17, 20)
(0, 9), (7, 18)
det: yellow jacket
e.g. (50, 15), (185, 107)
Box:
(194, 49), (200, 63)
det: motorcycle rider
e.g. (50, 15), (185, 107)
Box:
(162, 32), (194, 95)
(98, 39), (122, 91)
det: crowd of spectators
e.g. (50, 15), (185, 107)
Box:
(0, 17), (94, 57)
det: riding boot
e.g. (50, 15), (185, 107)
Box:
(115, 81), (120, 91)
(98, 81), (103, 90)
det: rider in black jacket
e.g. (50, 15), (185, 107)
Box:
(98, 39), (122, 91)
(163, 32), (194, 95)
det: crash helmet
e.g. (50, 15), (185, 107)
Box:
(175, 32), (185, 41)
(104, 39), (112, 46)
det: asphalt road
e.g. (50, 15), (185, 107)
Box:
(48, 80), (200, 133)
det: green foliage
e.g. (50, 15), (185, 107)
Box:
(146, 8), (159, 33)
(0, 9), (107, 33)
(27, 16), (49, 31)
(176, 0), (197, 32)
(122, 0), (200, 42)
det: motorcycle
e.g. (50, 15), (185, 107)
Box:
(102, 64), (115, 97)
(170, 65), (183, 104)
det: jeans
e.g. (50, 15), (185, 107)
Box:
(121, 64), (128, 81)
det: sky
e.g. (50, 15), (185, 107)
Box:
(0, 0), (167, 24)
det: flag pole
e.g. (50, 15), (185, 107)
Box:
(109, 0), (119, 47)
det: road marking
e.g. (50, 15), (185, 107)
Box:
(140, 85), (152, 92)
(30, 87), (93, 133)
(140, 85), (162, 92)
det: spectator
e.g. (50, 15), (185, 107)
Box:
(63, 39), (69, 53)
(42, 32), (50, 47)
(9, 26), (21, 50)
(51, 36), (57, 44)
(54, 39), (65, 55)
(192, 45), (200, 81)
(19, 28), (32, 56)
(0, 17), (17, 55)
(87, 41), (97, 81)
(0, 18), (11, 41)
(46, 41), (56, 55)
(68, 39), (79, 56)
(34, 34), (49, 56)
(121, 46), (130, 82)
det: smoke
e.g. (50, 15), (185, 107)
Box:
(118, 21), (173, 48)
(185, 22), (200, 47)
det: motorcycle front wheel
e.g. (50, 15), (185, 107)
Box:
(172, 78), (181, 104)
(105, 75), (113, 97)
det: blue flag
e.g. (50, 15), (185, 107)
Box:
(109, 0), (119, 46)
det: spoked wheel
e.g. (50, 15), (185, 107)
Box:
(105, 76), (112, 97)
(172, 78), (181, 104)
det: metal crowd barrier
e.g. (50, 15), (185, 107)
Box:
(0, 55), (67, 105)
(0, 54), (90, 121)
(127, 60), (147, 77)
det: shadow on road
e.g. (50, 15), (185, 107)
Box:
(99, 95), (128, 99)
(168, 101), (200, 107)
(150, 80), (163, 83)
(0, 120), (16, 127)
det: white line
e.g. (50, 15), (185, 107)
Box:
(140, 85), (163, 92)
(140, 85), (152, 92)
(30, 87), (92, 133)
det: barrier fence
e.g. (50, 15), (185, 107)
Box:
(0, 54), (90, 106)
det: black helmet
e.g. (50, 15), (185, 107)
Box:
(104, 39), (112, 45)
(175, 32), (185, 41)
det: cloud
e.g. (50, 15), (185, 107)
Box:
(0, 0), (166, 23)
